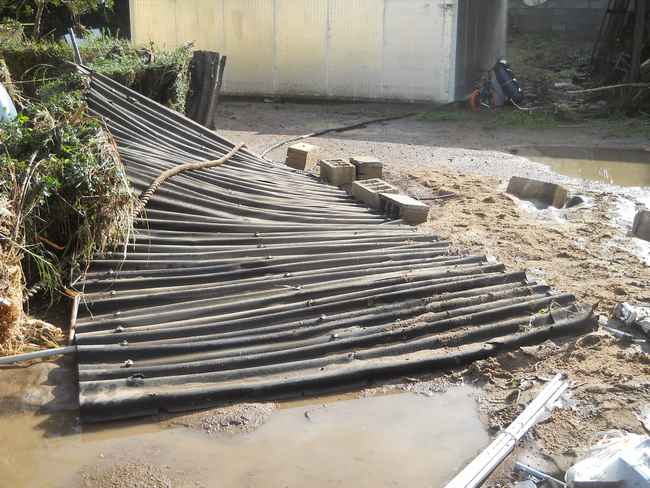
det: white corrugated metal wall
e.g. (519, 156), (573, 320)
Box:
(129, 0), (460, 102)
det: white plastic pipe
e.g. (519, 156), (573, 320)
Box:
(444, 373), (568, 488)
(0, 346), (76, 365)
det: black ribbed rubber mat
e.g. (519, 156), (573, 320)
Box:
(75, 70), (596, 422)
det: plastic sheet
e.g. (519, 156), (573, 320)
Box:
(565, 431), (650, 487)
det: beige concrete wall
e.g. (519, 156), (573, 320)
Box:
(129, 0), (461, 102)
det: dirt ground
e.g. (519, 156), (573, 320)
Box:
(163, 402), (276, 435)
(213, 95), (650, 484)
(0, 99), (647, 486)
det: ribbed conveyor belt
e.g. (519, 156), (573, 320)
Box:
(75, 68), (596, 422)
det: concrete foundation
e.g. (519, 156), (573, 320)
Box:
(286, 142), (318, 171)
(633, 209), (650, 242)
(506, 176), (568, 208)
(351, 179), (398, 209)
(320, 159), (356, 186)
(380, 193), (430, 225)
(350, 156), (383, 180)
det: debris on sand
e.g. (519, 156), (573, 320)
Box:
(565, 431), (650, 487)
(165, 403), (276, 435)
(446, 374), (569, 488)
(411, 167), (650, 311)
(613, 302), (650, 336)
(79, 462), (201, 488)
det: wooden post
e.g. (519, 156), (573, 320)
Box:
(186, 51), (227, 128)
(66, 291), (81, 345)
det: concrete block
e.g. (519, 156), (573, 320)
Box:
(286, 142), (318, 171)
(633, 209), (650, 242)
(380, 193), (430, 225)
(351, 178), (397, 209)
(320, 159), (356, 186)
(350, 156), (383, 180)
(506, 176), (568, 208)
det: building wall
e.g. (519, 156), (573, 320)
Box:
(508, 0), (607, 38)
(129, 0), (459, 102)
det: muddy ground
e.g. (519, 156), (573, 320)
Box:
(0, 99), (648, 486)
(214, 98), (650, 485)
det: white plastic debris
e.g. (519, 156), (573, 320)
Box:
(0, 82), (17, 122)
(565, 431), (650, 488)
(613, 302), (650, 336)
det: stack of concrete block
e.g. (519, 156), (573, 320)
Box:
(351, 178), (397, 209)
(350, 156), (383, 180)
(286, 142), (318, 171)
(320, 159), (356, 186)
(633, 209), (650, 242)
(380, 193), (430, 225)
(506, 176), (568, 208)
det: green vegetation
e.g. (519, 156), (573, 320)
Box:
(0, 84), (136, 298)
(0, 0), (114, 38)
(0, 30), (193, 309)
(492, 108), (561, 129)
(1, 34), (193, 112)
(418, 105), (562, 129)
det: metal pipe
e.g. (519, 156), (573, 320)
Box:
(0, 346), (76, 365)
(514, 462), (567, 487)
(444, 373), (570, 488)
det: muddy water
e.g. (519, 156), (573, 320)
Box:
(0, 388), (488, 487)
(511, 146), (650, 187)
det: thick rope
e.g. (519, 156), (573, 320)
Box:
(135, 143), (245, 216)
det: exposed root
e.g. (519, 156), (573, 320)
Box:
(0, 316), (63, 356)
(0, 257), (22, 348)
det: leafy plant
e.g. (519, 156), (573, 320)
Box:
(0, 82), (136, 298)
(1, 0), (114, 38)
(1, 34), (193, 111)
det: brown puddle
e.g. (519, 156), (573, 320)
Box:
(511, 146), (650, 187)
(0, 387), (488, 487)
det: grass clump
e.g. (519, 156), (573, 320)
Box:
(418, 105), (562, 129)
(492, 108), (561, 129)
(1, 32), (193, 111)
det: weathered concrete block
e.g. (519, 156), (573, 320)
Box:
(350, 156), (383, 180)
(506, 176), (568, 208)
(320, 159), (356, 186)
(380, 193), (430, 225)
(633, 209), (650, 242)
(351, 178), (397, 209)
(286, 142), (318, 171)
